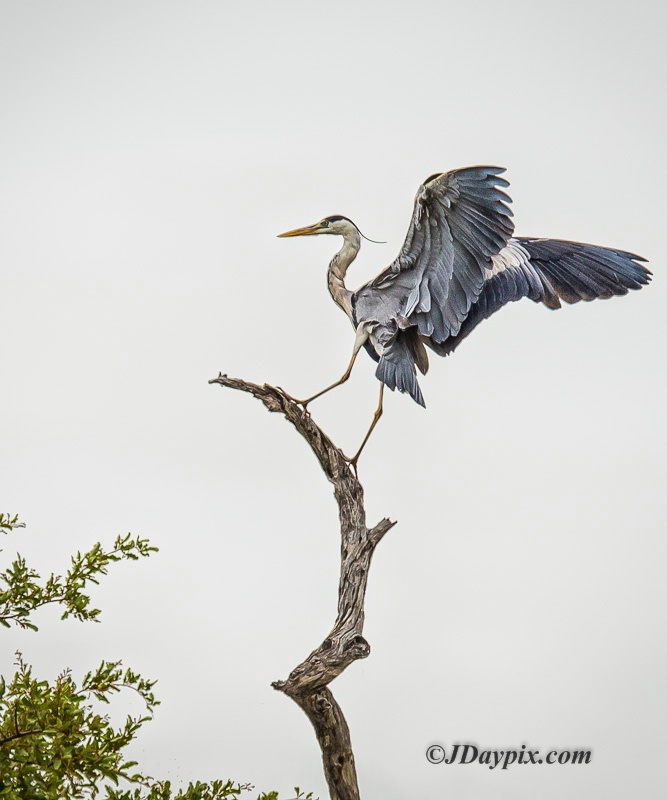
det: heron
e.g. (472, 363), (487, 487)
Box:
(278, 166), (650, 468)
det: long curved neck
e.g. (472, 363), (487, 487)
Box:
(327, 229), (360, 323)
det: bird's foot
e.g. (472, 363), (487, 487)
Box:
(276, 387), (312, 417)
(341, 451), (360, 478)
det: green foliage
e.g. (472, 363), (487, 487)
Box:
(0, 515), (25, 535)
(0, 653), (155, 798)
(0, 515), (311, 800)
(105, 781), (277, 800)
(0, 515), (156, 631)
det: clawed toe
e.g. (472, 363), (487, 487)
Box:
(277, 386), (307, 407)
(276, 387), (312, 418)
(276, 385), (296, 402)
(341, 451), (360, 476)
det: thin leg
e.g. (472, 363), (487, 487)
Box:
(300, 326), (368, 408)
(347, 383), (384, 472)
(301, 348), (360, 407)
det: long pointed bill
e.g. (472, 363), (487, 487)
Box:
(277, 223), (322, 238)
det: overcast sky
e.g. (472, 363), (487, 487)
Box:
(2, 1), (665, 798)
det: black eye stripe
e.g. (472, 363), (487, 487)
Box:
(325, 215), (353, 224)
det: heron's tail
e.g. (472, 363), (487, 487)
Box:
(376, 330), (426, 407)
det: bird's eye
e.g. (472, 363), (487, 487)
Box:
(320, 220), (329, 228)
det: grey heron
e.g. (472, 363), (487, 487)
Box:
(279, 166), (650, 467)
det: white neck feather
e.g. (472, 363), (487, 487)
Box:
(327, 228), (360, 323)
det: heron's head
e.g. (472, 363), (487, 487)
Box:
(277, 215), (359, 239)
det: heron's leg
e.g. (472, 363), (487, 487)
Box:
(347, 382), (384, 472)
(300, 327), (368, 408)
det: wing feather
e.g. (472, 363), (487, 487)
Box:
(388, 166), (514, 341)
(351, 168), (649, 406)
(352, 165), (514, 402)
(427, 238), (651, 357)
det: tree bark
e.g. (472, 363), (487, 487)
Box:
(209, 374), (395, 800)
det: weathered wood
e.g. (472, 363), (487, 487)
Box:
(209, 374), (395, 800)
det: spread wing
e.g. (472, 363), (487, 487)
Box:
(350, 167), (650, 404)
(428, 237), (651, 357)
(357, 165), (515, 343)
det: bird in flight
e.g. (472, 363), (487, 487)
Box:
(278, 166), (650, 468)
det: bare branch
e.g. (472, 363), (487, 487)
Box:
(209, 374), (396, 800)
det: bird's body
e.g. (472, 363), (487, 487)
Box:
(279, 166), (650, 464)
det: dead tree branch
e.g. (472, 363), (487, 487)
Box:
(208, 373), (396, 800)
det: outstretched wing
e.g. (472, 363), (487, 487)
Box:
(388, 165), (515, 341)
(428, 237), (651, 356)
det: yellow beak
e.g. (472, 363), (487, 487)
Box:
(277, 223), (322, 238)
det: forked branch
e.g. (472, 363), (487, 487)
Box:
(209, 374), (395, 800)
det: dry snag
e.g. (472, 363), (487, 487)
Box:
(209, 373), (395, 800)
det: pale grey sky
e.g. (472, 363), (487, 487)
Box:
(2, 1), (665, 798)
